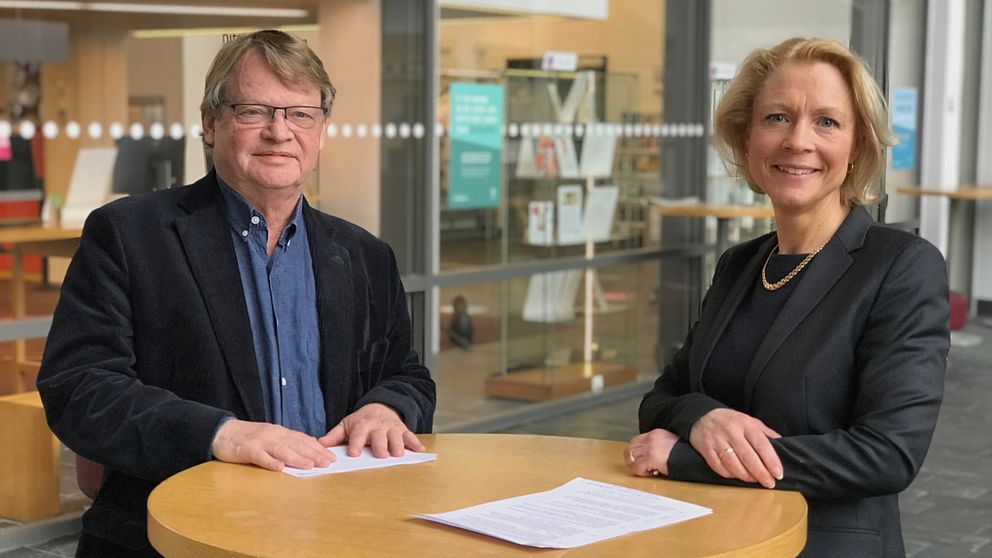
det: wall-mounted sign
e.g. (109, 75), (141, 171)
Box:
(891, 87), (917, 170)
(541, 51), (578, 72)
(448, 82), (504, 209)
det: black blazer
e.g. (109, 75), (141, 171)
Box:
(640, 207), (949, 557)
(37, 173), (435, 552)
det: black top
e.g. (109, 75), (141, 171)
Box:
(703, 251), (807, 410)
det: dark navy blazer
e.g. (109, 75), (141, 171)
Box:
(37, 172), (435, 553)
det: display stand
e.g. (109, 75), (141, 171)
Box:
(484, 361), (637, 401)
(488, 169), (634, 401)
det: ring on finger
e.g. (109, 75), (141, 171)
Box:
(626, 449), (636, 463)
(722, 446), (735, 456)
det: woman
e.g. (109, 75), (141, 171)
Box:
(626, 38), (948, 557)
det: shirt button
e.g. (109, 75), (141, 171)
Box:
(240, 230), (248, 237)
(281, 377), (287, 387)
(251, 216), (261, 225)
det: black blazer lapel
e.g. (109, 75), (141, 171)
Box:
(303, 205), (356, 428)
(743, 207), (872, 408)
(174, 176), (267, 422)
(691, 236), (776, 392)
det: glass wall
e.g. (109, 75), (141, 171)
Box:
(429, 2), (674, 428)
(438, 3), (664, 269)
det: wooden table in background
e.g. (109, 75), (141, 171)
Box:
(897, 185), (992, 322)
(651, 203), (775, 255)
(0, 225), (83, 392)
(896, 185), (992, 200)
(148, 434), (807, 557)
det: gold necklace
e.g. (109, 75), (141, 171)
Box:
(761, 238), (830, 291)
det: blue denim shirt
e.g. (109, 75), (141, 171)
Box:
(219, 181), (325, 437)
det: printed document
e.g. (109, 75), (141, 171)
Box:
(416, 477), (711, 548)
(283, 446), (436, 478)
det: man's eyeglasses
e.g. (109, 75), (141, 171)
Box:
(227, 103), (327, 130)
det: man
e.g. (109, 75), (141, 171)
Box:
(37, 30), (435, 557)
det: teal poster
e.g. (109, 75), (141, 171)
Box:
(891, 88), (917, 170)
(448, 83), (504, 209)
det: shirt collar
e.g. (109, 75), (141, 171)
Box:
(218, 177), (304, 244)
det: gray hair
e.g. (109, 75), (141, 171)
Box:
(200, 29), (336, 119)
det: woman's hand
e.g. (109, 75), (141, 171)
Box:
(624, 429), (679, 477)
(689, 408), (783, 489)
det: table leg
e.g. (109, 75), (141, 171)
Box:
(11, 245), (27, 393)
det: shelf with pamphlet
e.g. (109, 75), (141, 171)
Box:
(489, 68), (651, 401)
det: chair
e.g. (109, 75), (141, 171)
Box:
(75, 454), (104, 500)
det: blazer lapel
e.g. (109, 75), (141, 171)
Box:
(174, 175), (266, 422)
(743, 207), (872, 408)
(691, 236), (776, 392)
(303, 205), (356, 427)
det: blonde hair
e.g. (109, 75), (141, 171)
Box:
(713, 37), (896, 206)
(200, 29), (336, 119)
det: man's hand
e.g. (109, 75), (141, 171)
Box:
(211, 419), (334, 472)
(319, 403), (425, 458)
(625, 428), (679, 477)
(689, 408), (783, 489)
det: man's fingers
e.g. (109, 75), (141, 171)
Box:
(323, 404), (423, 459)
(368, 429), (390, 458)
(319, 424), (346, 447)
(403, 430), (426, 452)
(250, 450), (286, 472)
(274, 449), (314, 470)
(296, 439), (334, 468)
(386, 429), (407, 457)
(346, 425), (370, 457)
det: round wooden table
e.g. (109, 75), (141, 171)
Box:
(148, 434), (807, 557)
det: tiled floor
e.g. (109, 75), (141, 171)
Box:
(0, 535), (79, 558)
(3, 321), (990, 557)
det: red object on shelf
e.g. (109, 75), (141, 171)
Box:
(949, 290), (967, 331)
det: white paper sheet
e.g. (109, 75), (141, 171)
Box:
(579, 134), (617, 178)
(556, 184), (584, 245)
(581, 185), (619, 242)
(283, 446), (436, 478)
(521, 270), (582, 323)
(416, 477), (711, 549)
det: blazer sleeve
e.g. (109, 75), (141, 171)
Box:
(37, 207), (231, 484)
(354, 245), (436, 433)
(664, 238), (950, 501)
